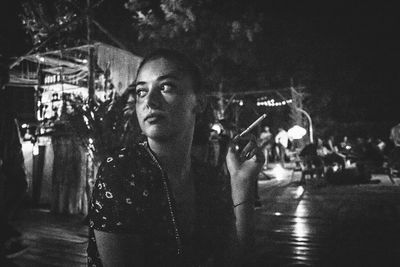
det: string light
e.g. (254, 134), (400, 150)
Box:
(232, 98), (293, 107)
(256, 98), (292, 107)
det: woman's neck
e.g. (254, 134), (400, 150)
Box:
(148, 134), (193, 181)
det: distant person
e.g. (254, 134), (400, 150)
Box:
(298, 141), (324, 184)
(353, 137), (367, 159)
(376, 138), (386, 153)
(316, 138), (330, 158)
(326, 135), (346, 159)
(387, 124), (400, 172)
(275, 128), (289, 167)
(322, 137), (346, 171)
(339, 136), (351, 152)
(388, 144), (400, 176)
(258, 126), (273, 170)
(364, 137), (385, 172)
(254, 126), (273, 208)
(390, 123), (400, 147)
(0, 56), (28, 263)
(350, 137), (375, 182)
(326, 135), (338, 153)
(208, 128), (220, 167)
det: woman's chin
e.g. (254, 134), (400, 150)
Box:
(144, 128), (171, 141)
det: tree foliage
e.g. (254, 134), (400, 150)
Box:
(124, 0), (265, 93)
(19, 0), (101, 49)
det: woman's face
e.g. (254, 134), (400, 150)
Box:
(134, 58), (198, 141)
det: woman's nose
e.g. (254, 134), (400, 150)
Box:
(145, 88), (162, 109)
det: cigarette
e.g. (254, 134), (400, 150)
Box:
(238, 113), (267, 137)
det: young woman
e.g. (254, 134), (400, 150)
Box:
(87, 49), (264, 266)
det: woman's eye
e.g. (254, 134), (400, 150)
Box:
(135, 88), (147, 98)
(161, 84), (174, 92)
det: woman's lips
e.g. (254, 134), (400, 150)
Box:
(145, 113), (165, 123)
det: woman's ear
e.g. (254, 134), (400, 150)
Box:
(194, 94), (207, 114)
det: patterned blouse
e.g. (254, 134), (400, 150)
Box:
(87, 141), (235, 266)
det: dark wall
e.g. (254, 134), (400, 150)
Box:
(4, 86), (36, 123)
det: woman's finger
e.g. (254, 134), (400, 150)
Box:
(239, 136), (257, 159)
(245, 147), (257, 160)
(246, 146), (265, 162)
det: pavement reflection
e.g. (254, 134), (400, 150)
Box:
(254, 165), (400, 266)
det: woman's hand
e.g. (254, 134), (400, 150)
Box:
(226, 134), (264, 255)
(226, 135), (264, 203)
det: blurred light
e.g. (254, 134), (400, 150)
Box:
(295, 201), (308, 217)
(274, 212), (282, 216)
(346, 159), (351, 167)
(294, 220), (309, 240)
(211, 122), (223, 135)
(21, 123), (28, 129)
(294, 201), (310, 240)
(294, 186), (305, 199)
(88, 138), (94, 144)
(288, 125), (307, 140)
(294, 217), (306, 223)
(271, 164), (286, 180)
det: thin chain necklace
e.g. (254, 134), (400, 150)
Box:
(142, 141), (183, 255)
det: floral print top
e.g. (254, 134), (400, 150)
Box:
(87, 141), (235, 266)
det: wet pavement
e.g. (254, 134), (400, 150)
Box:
(9, 163), (400, 266)
(252, 164), (400, 266)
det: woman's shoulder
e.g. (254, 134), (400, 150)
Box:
(97, 143), (149, 183)
(91, 143), (156, 215)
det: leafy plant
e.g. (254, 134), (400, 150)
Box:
(57, 91), (139, 164)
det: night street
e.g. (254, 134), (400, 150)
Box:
(9, 165), (400, 266)
(2, 1), (400, 266)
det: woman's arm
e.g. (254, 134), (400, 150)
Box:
(94, 230), (144, 267)
(225, 138), (264, 253)
(88, 157), (144, 266)
(232, 187), (256, 251)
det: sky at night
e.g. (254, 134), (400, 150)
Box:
(1, 1), (399, 124)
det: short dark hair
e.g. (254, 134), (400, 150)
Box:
(135, 49), (203, 94)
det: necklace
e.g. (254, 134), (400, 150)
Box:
(142, 141), (183, 256)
